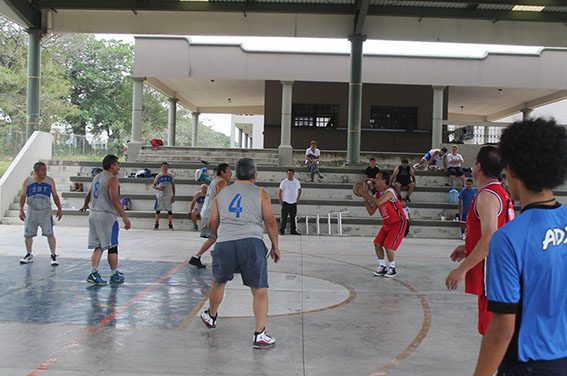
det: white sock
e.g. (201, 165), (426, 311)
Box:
(91, 267), (98, 273)
(378, 259), (386, 267)
(388, 261), (396, 268)
(111, 269), (118, 275)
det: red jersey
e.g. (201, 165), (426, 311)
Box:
(465, 181), (514, 296)
(374, 188), (406, 225)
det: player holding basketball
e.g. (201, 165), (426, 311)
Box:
(357, 172), (407, 277)
(445, 146), (514, 335)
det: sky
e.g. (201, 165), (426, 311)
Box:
(97, 34), (567, 136)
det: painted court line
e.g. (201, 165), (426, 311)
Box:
(27, 260), (189, 376)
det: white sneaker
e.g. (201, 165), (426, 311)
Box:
(200, 309), (217, 329)
(50, 254), (59, 266)
(462, 233), (466, 240)
(385, 267), (397, 278)
(373, 265), (388, 277)
(20, 253), (33, 264)
(253, 329), (276, 349)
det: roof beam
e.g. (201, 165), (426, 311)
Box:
(2, 0), (42, 28)
(487, 90), (567, 121)
(392, 0), (565, 5)
(353, 0), (370, 35)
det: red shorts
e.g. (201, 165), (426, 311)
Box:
(477, 295), (492, 335)
(373, 221), (406, 251)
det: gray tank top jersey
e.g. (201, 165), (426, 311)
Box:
(155, 173), (173, 199)
(90, 171), (118, 215)
(200, 177), (222, 221)
(216, 181), (264, 242)
(26, 176), (53, 210)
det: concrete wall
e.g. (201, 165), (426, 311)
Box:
(264, 81), (448, 153)
(0, 131), (53, 217)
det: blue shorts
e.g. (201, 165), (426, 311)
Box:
(423, 151), (433, 161)
(211, 238), (269, 288)
(460, 209), (470, 223)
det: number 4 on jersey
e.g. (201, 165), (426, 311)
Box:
(228, 193), (243, 218)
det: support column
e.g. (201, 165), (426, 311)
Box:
(346, 34), (366, 164)
(230, 123), (236, 148)
(192, 112), (200, 147)
(432, 86), (445, 149)
(167, 98), (177, 147)
(249, 136), (253, 149)
(26, 29), (41, 140)
(128, 77), (144, 161)
(278, 81), (294, 166)
(238, 128), (243, 148)
(521, 107), (533, 121)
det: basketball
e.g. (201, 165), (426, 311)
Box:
(352, 181), (367, 197)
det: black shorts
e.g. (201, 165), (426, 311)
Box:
(447, 166), (464, 177)
(211, 238), (269, 288)
(498, 356), (567, 376)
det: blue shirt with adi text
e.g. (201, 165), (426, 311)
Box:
(487, 203), (567, 362)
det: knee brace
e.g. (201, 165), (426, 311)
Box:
(167, 211), (173, 215)
(156, 210), (161, 215)
(108, 246), (118, 254)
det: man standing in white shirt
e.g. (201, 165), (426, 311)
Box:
(279, 169), (302, 235)
(446, 145), (466, 187)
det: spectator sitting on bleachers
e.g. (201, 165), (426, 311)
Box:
(414, 147), (448, 171)
(391, 159), (416, 202)
(364, 157), (380, 192)
(305, 140), (324, 182)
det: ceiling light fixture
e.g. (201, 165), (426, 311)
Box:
(512, 5), (545, 12)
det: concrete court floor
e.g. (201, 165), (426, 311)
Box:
(0, 224), (482, 376)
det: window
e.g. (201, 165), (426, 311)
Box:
(369, 106), (417, 131)
(292, 104), (338, 128)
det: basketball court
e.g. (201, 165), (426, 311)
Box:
(0, 225), (481, 375)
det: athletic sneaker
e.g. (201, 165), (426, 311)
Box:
(168, 224), (174, 231)
(19, 253), (33, 264)
(291, 230), (301, 235)
(109, 271), (125, 284)
(153, 223), (159, 231)
(462, 233), (466, 240)
(200, 309), (217, 328)
(193, 224), (199, 231)
(188, 256), (206, 269)
(50, 254), (59, 266)
(87, 271), (108, 285)
(279, 229), (285, 235)
(253, 329), (276, 349)
(373, 265), (388, 277)
(385, 267), (397, 278)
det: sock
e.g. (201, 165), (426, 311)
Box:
(378, 259), (386, 267)
(254, 327), (265, 335)
(91, 267), (98, 274)
(111, 269), (118, 275)
(389, 261), (396, 268)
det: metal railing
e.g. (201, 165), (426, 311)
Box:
(52, 133), (109, 159)
(0, 128), (26, 160)
(444, 120), (508, 145)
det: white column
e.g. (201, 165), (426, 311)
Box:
(167, 98), (177, 147)
(432, 86), (445, 149)
(192, 112), (200, 147)
(249, 136), (253, 149)
(128, 77), (144, 162)
(278, 81), (294, 166)
(230, 123), (236, 148)
(131, 78), (144, 142)
(238, 128), (243, 148)
(521, 107), (533, 120)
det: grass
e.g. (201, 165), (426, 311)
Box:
(0, 160), (11, 179)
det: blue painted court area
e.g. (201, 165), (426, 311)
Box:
(0, 256), (212, 329)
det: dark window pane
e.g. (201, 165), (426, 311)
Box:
(369, 106), (417, 130)
(292, 104), (338, 128)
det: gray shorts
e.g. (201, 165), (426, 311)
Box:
(154, 196), (172, 212)
(88, 211), (119, 250)
(24, 208), (53, 238)
(211, 238), (269, 288)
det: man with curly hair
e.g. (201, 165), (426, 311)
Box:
(473, 119), (567, 376)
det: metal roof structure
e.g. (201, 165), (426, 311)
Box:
(2, 1), (567, 45)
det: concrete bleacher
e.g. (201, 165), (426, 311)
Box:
(2, 159), (565, 238)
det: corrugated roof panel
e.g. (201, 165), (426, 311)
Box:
(543, 6), (567, 13)
(372, 1), (469, 9)
(476, 4), (515, 11)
